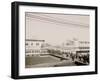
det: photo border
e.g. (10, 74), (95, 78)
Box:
(11, 1), (98, 79)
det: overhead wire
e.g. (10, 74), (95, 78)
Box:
(26, 13), (89, 28)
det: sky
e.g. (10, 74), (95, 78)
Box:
(25, 12), (90, 46)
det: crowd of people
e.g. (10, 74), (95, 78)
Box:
(66, 52), (89, 64)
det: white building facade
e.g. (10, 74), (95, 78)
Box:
(25, 39), (48, 56)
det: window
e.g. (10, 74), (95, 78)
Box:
(25, 50), (31, 53)
(25, 43), (28, 46)
(31, 43), (33, 46)
(36, 43), (39, 46)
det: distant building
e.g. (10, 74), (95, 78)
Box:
(25, 39), (90, 57)
(62, 40), (76, 54)
(76, 41), (90, 55)
(62, 39), (90, 55)
(25, 39), (48, 56)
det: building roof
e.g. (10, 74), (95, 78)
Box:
(26, 39), (45, 42)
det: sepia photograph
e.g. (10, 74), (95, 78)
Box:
(11, 2), (97, 79)
(25, 12), (90, 68)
